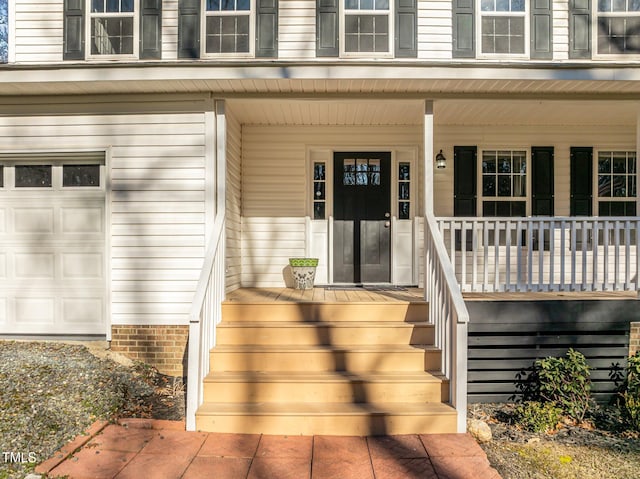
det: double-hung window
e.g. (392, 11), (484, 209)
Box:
(596, 0), (640, 54)
(205, 0), (252, 55)
(90, 0), (137, 56)
(479, 0), (527, 56)
(343, 0), (392, 55)
(597, 151), (637, 215)
(481, 150), (527, 217)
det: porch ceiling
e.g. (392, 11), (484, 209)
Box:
(228, 98), (640, 127)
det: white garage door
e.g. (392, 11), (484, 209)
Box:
(0, 154), (107, 335)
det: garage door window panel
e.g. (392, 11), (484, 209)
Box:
(15, 165), (52, 188)
(63, 165), (101, 187)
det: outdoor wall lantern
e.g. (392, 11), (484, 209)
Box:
(435, 150), (447, 169)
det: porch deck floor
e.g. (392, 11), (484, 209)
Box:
(225, 287), (426, 303)
(226, 287), (638, 303)
(463, 290), (638, 301)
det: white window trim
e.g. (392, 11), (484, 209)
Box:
(478, 148), (530, 216)
(201, 0), (256, 58)
(476, 0), (529, 60)
(86, 0), (139, 60)
(339, 0), (394, 58)
(592, 0), (640, 59)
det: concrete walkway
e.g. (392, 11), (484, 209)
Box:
(37, 419), (502, 479)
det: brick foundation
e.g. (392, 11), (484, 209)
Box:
(110, 325), (189, 377)
(631, 322), (640, 357)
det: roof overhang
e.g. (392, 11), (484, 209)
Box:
(2, 61), (640, 99)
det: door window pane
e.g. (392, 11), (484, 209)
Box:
(63, 165), (101, 187)
(398, 162), (411, 219)
(343, 159), (356, 185)
(15, 165), (52, 188)
(313, 161), (327, 219)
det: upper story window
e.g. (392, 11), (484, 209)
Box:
(317, 0), (416, 58)
(343, 0), (391, 55)
(479, 0), (527, 56)
(453, 0), (551, 59)
(90, 0), (136, 56)
(63, 0), (161, 60)
(204, 0), (253, 55)
(596, 0), (640, 55)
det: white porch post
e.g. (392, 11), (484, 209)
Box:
(215, 100), (227, 221)
(186, 99), (227, 431)
(424, 100), (435, 215)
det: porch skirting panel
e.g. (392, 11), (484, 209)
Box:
(466, 300), (640, 403)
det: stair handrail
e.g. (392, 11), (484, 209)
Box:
(424, 212), (469, 433)
(186, 212), (226, 431)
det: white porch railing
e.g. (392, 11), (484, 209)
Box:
(186, 213), (225, 431)
(437, 217), (640, 293)
(424, 213), (469, 433)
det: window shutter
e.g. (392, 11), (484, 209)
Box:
(531, 0), (552, 59)
(569, 0), (591, 59)
(317, 0), (339, 57)
(256, 0), (278, 57)
(395, 0), (417, 58)
(178, 0), (201, 58)
(140, 0), (162, 59)
(452, 0), (474, 58)
(63, 0), (85, 60)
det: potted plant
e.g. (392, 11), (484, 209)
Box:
(288, 258), (319, 290)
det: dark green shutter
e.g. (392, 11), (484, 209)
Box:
(63, 0), (85, 60)
(140, 0), (162, 59)
(569, 0), (591, 59)
(570, 147), (593, 216)
(395, 0), (417, 57)
(317, 0), (338, 57)
(178, 0), (201, 58)
(531, 0), (552, 59)
(454, 146), (477, 216)
(256, 0), (278, 57)
(531, 146), (554, 215)
(452, 0), (474, 58)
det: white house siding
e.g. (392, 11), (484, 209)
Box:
(0, 96), (213, 327)
(14, 0), (63, 63)
(553, 0), (569, 60)
(241, 125), (422, 287)
(433, 124), (637, 217)
(225, 109), (242, 292)
(8, 0), (591, 64)
(417, 0), (453, 60)
(162, 0), (179, 60)
(279, 0), (316, 60)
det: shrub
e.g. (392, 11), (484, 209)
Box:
(520, 348), (592, 422)
(514, 401), (563, 433)
(618, 352), (640, 431)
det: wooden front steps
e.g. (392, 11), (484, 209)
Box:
(195, 290), (457, 435)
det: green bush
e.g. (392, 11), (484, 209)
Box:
(520, 348), (592, 422)
(619, 352), (640, 431)
(514, 401), (563, 433)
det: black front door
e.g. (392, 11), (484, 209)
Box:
(333, 152), (391, 283)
